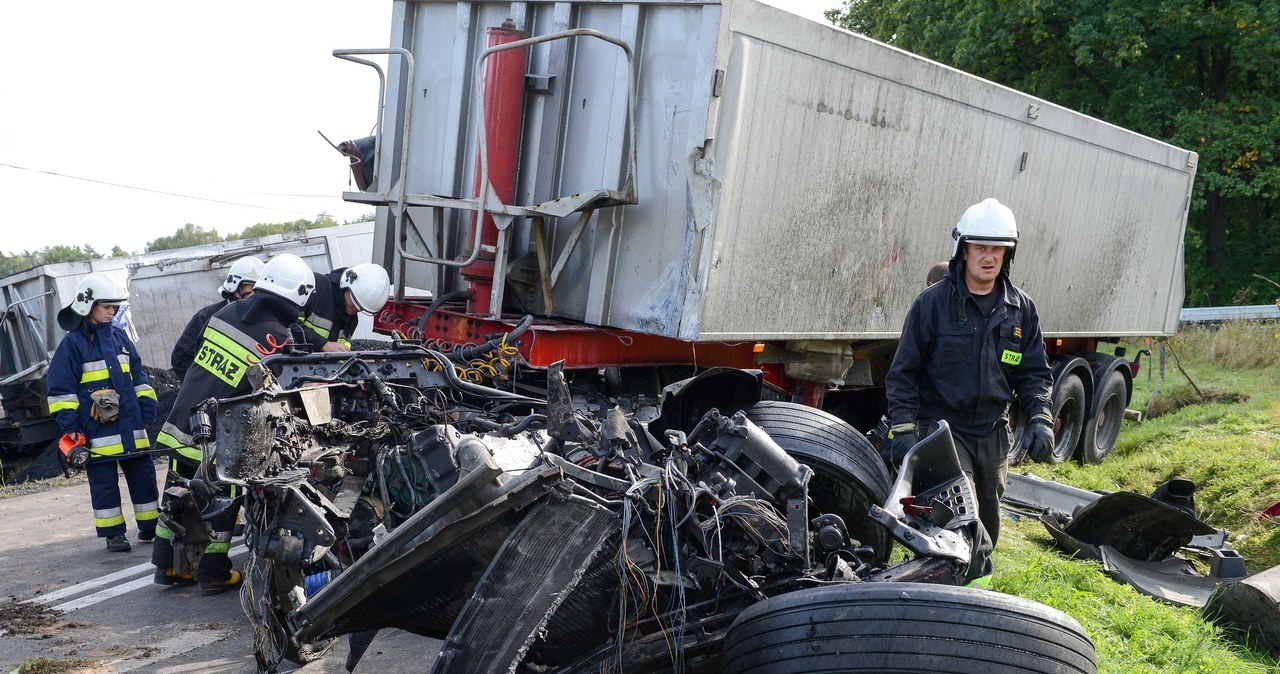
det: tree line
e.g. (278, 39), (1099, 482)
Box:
(0, 214), (373, 279)
(828, 0), (1279, 307)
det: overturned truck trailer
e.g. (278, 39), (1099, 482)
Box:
(351, 0), (1197, 465)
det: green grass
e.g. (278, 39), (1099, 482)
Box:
(8, 659), (100, 674)
(998, 322), (1280, 672)
(0, 474), (84, 499)
(994, 518), (1276, 673)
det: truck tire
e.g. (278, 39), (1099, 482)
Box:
(1080, 370), (1127, 464)
(721, 582), (1097, 674)
(1031, 374), (1086, 464)
(744, 401), (893, 565)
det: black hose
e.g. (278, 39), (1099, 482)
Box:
(421, 348), (545, 405)
(471, 413), (547, 437)
(448, 314), (535, 362)
(414, 289), (472, 336)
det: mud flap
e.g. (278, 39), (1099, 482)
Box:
(430, 495), (617, 674)
(1038, 491), (1215, 561)
(345, 629), (379, 672)
(1203, 564), (1280, 657)
(1004, 473), (1230, 550)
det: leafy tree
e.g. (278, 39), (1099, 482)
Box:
(145, 223), (224, 252)
(343, 212), (376, 225)
(43, 244), (99, 263)
(1, 214), (376, 279)
(827, 0), (1280, 306)
(0, 245), (103, 278)
(0, 253), (39, 278)
(229, 214), (338, 241)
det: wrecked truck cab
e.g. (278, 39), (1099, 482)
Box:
(206, 349), (1095, 673)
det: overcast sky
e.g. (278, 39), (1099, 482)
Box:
(0, 0), (840, 257)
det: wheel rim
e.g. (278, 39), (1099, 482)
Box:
(1095, 390), (1124, 452)
(1054, 396), (1083, 461)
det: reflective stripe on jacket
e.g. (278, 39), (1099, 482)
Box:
(45, 320), (156, 456)
(171, 299), (228, 379)
(157, 422), (203, 465)
(299, 269), (357, 350)
(164, 294), (295, 441)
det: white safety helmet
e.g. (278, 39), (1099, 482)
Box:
(67, 272), (129, 317)
(254, 254), (316, 307)
(339, 263), (391, 314)
(951, 197), (1019, 270)
(221, 256), (265, 296)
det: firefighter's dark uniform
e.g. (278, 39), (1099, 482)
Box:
(299, 269), (358, 350)
(885, 258), (1052, 577)
(46, 318), (160, 539)
(153, 291), (299, 588)
(169, 299), (228, 380)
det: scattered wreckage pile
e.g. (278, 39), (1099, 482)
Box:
(1004, 473), (1280, 657)
(187, 341), (1099, 673)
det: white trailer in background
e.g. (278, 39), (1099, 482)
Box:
(0, 223), (378, 463)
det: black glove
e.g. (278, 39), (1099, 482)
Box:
(888, 422), (918, 467)
(1020, 413), (1055, 460)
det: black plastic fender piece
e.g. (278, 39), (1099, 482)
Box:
(1002, 472), (1231, 550)
(1040, 491), (1215, 562)
(648, 367), (763, 444)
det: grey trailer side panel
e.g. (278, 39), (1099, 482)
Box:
(372, 0), (1194, 341)
(696, 1), (1192, 340)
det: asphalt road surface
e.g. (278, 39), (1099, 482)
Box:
(0, 475), (439, 673)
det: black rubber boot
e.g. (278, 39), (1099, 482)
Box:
(106, 535), (131, 552)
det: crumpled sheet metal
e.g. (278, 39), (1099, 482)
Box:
(289, 459), (563, 643)
(431, 496), (618, 673)
(1099, 546), (1237, 608)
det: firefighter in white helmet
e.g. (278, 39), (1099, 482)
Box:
(884, 197), (1054, 586)
(152, 254), (315, 594)
(170, 256), (265, 380)
(45, 273), (160, 553)
(298, 262), (391, 352)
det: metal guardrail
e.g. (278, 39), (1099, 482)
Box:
(1179, 304), (1280, 323)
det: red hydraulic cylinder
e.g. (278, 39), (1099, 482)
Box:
(462, 21), (529, 316)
